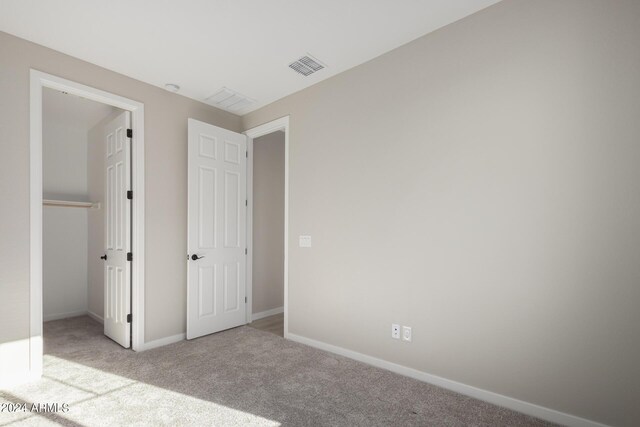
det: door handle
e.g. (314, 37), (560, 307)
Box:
(100, 254), (107, 260)
(191, 254), (205, 261)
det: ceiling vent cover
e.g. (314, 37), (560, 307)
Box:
(289, 54), (326, 76)
(205, 87), (255, 113)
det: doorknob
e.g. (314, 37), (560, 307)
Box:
(191, 254), (205, 261)
(100, 254), (107, 260)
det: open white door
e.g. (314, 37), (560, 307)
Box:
(103, 111), (132, 348)
(187, 119), (247, 339)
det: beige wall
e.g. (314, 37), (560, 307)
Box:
(252, 131), (285, 314)
(242, 1), (640, 425)
(42, 116), (88, 200)
(43, 207), (88, 320)
(42, 109), (89, 321)
(0, 30), (241, 379)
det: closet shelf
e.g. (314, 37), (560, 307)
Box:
(43, 199), (100, 209)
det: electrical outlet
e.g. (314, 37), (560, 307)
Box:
(299, 235), (312, 247)
(402, 326), (412, 342)
(391, 324), (400, 339)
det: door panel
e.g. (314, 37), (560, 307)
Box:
(103, 111), (131, 348)
(198, 166), (216, 249)
(187, 119), (247, 339)
(224, 170), (240, 248)
(224, 262), (240, 312)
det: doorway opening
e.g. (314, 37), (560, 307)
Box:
(244, 117), (290, 338)
(29, 71), (145, 379)
(246, 131), (285, 336)
(42, 86), (128, 333)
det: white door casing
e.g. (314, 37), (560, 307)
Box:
(29, 71), (145, 383)
(103, 111), (132, 348)
(187, 119), (247, 339)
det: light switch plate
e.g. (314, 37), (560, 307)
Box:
(299, 235), (312, 247)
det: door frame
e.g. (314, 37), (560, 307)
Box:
(29, 70), (146, 377)
(244, 116), (290, 338)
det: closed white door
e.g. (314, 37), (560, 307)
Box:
(187, 118), (247, 339)
(103, 111), (131, 348)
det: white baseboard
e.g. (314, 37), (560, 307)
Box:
(43, 309), (88, 322)
(251, 306), (284, 322)
(141, 333), (185, 351)
(87, 310), (104, 324)
(287, 333), (608, 427)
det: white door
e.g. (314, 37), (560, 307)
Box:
(187, 118), (247, 339)
(103, 111), (132, 348)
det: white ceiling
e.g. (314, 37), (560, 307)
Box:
(1, 0), (501, 115)
(43, 87), (117, 131)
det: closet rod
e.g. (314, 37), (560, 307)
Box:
(43, 199), (99, 209)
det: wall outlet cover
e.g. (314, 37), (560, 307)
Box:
(402, 326), (412, 342)
(391, 324), (400, 339)
(299, 235), (312, 247)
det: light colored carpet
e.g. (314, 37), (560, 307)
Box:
(1, 316), (554, 426)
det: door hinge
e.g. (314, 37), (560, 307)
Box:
(245, 248), (247, 255)
(246, 150), (248, 158)
(127, 313), (132, 323)
(245, 296), (247, 303)
(245, 199), (248, 206)
(127, 190), (133, 200)
(127, 252), (133, 261)
(126, 129), (133, 138)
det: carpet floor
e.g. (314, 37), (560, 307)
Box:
(1, 316), (554, 426)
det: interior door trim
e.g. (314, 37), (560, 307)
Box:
(29, 70), (146, 382)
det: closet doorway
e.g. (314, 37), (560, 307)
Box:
(42, 87), (134, 347)
(29, 71), (146, 379)
(245, 117), (290, 338)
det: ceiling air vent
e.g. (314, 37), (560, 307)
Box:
(205, 87), (255, 113)
(289, 54), (326, 76)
